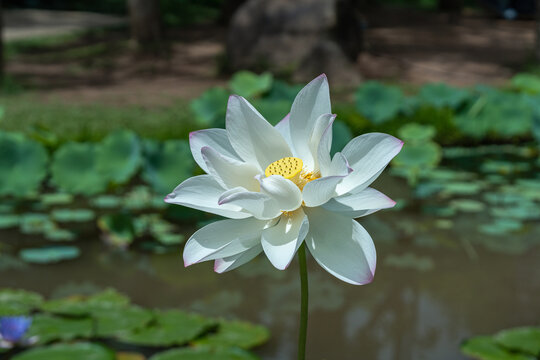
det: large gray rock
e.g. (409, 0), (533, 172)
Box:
(227, 0), (361, 85)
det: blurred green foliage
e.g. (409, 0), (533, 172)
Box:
(461, 327), (540, 360)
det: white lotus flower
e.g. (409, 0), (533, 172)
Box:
(166, 74), (403, 285)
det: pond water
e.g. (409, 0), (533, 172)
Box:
(2, 173), (539, 360)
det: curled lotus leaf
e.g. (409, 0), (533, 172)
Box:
(0, 131), (48, 197)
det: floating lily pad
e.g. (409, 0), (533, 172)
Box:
(41, 193), (74, 206)
(93, 306), (153, 337)
(0, 131), (48, 197)
(91, 195), (122, 209)
(51, 209), (95, 223)
(149, 347), (258, 360)
(450, 199), (486, 213)
(495, 327), (540, 356)
(26, 314), (93, 344)
(0, 214), (20, 229)
(19, 213), (54, 235)
(398, 123), (436, 143)
(194, 320), (270, 349)
(190, 87), (229, 127)
(44, 228), (77, 242)
(0, 289), (43, 316)
(355, 81), (404, 124)
(481, 160), (530, 175)
(117, 310), (216, 347)
(51, 142), (108, 195)
(384, 252), (434, 272)
(229, 71), (273, 99)
(478, 219), (523, 236)
(19, 246), (80, 264)
(142, 140), (194, 195)
(440, 182), (484, 197)
(490, 202), (540, 220)
(96, 131), (142, 185)
(12, 342), (114, 360)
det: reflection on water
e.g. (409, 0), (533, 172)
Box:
(1, 207), (539, 360)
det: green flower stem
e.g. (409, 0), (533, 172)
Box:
(298, 242), (309, 360)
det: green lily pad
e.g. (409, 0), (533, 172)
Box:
(229, 71), (273, 98)
(267, 80), (303, 102)
(98, 213), (136, 249)
(355, 81), (404, 124)
(461, 336), (534, 360)
(43, 289), (131, 316)
(142, 140), (194, 195)
(51, 209), (95, 223)
(19, 213), (55, 235)
(90, 195), (122, 209)
(117, 310), (216, 347)
(44, 227), (77, 242)
(0, 214), (20, 229)
(0, 131), (48, 197)
(149, 347), (258, 360)
(51, 142), (108, 195)
(418, 83), (470, 109)
(96, 130), (142, 185)
(19, 246), (80, 264)
(251, 99), (291, 126)
(41, 193), (74, 206)
(495, 327), (540, 356)
(481, 160), (530, 174)
(0, 289), (43, 316)
(384, 252), (434, 272)
(490, 202), (540, 220)
(478, 219), (523, 236)
(27, 314), (93, 344)
(450, 199), (486, 213)
(440, 182), (484, 197)
(12, 342), (114, 360)
(93, 306), (153, 337)
(194, 320), (270, 349)
(190, 87), (229, 128)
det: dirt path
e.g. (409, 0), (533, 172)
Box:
(4, 9), (125, 41)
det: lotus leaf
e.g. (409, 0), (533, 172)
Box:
(267, 80), (303, 102)
(481, 160), (530, 174)
(96, 131), (142, 185)
(495, 327), (540, 356)
(12, 342), (114, 360)
(418, 83), (470, 109)
(511, 73), (540, 94)
(461, 336), (534, 360)
(91, 195), (122, 209)
(355, 81), (404, 124)
(42, 289), (130, 316)
(194, 320), (270, 349)
(450, 199), (486, 213)
(117, 310), (216, 347)
(0, 131), (48, 197)
(229, 71), (273, 98)
(440, 182), (484, 197)
(384, 252), (434, 272)
(398, 123), (436, 143)
(0, 289), (43, 316)
(330, 120), (353, 156)
(41, 193), (74, 206)
(19, 246), (80, 264)
(93, 306), (153, 337)
(142, 140), (194, 195)
(51, 209), (95, 223)
(19, 213), (54, 234)
(150, 347), (258, 360)
(123, 185), (153, 210)
(44, 228), (76, 242)
(51, 142), (108, 195)
(0, 214), (20, 229)
(190, 87), (229, 127)
(490, 202), (540, 220)
(26, 314), (93, 344)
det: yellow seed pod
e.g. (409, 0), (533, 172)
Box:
(265, 157), (303, 180)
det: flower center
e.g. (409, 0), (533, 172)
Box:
(265, 157), (303, 181)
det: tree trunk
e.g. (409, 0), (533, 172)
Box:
(536, 0), (540, 62)
(127, 0), (162, 53)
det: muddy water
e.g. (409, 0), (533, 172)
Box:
(2, 208), (539, 360)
